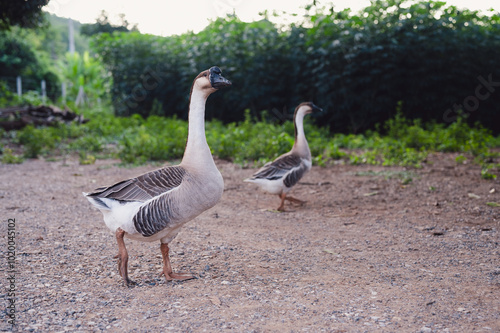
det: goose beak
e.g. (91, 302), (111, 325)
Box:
(312, 103), (323, 112)
(209, 66), (232, 89)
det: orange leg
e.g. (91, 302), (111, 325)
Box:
(115, 228), (135, 287)
(285, 196), (306, 205)
(277, 193), (287, 211)
(159, 243), (195, 281)
(277, 193), (306, 211)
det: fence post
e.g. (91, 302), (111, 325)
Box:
(61, 82), (66, 105)
(16, 76), (22, 97)
(75, 86), (85, 106)
(41, 80), (47, 104)
(68, 19), (75, 54)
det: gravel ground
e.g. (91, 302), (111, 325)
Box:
(0, 153), (499, 332)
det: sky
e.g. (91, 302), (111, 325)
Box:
(44, 0), (499, 36)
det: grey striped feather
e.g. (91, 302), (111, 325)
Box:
(86, 166), (186, 203)
(249, 153), (307, 188)
(133, 192), (177, 237)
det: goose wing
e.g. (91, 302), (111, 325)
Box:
(250, 154), (305, 184)
(132, 190), (179, 237)
(282, 158), (310, 188)
(86, 166), (186, 202)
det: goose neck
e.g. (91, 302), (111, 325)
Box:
(293, 111), (310, 156)
(181, 89), (212, 166)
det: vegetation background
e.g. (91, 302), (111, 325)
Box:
(0, 0), (499, 180)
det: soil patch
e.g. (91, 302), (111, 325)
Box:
(0, 153), (499, 332)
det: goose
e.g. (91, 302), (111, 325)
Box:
(244, 102), (322, 211)
(83, 66), (231, 286)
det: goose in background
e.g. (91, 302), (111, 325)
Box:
(83, 66), (231, 286)
(244, 102), (322, 211)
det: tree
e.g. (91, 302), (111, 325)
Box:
(59, 51), (111, 106)
(0, 0), (49, 30)
(0, 32), (39, 77)
(0, 30), (60, 102)
(81, 11), (138, 36)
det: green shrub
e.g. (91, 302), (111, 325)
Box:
(2, 105), (498, 176)
(481, 168), (497, 180)
(89, 1), (500, 135)
(117, 116), (188, 164)
(207, 110), (294, 165)
(17, 125), (58, 158)
(69, 136), (103, 153)
(455, 155), (467, 164)
(1, 148), (24, 164)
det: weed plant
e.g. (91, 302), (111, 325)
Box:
(1, 107), (499, 180)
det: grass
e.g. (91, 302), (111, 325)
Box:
(1, 106), (499, 180)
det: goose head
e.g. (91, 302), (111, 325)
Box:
(192, 66), (232, 95)
(296, 102), (323, 116)
(209, 66), (232, 89)
(293, 102), (323, 145)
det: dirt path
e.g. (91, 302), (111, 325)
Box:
(0, 153), (499, 332)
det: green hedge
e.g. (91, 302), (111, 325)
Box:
(91, 0), (500, 134)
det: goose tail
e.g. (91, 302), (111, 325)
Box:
(83, 192), (111, 210)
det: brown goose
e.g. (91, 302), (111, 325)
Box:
(83, 67), (231, 286)
(244, 102), (322, 211)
